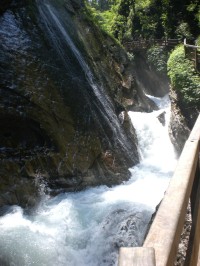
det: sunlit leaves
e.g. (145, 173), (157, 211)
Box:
(167, 45), (200, 106)
(147, 46), (168, 73)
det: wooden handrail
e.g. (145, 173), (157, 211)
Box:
(183, 38), (200, 71)
(184, 38), (200, 49)
(119, 247), (156, 265)
(118, 114), (200, 266)
(123, 38), (181, 51)
(124, 38), (200, 71)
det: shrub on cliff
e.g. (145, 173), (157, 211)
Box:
(167, 45), (200, 108)
(147, 45), (169, 74)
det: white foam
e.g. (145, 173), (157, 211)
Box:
(0, 95), (177, 265)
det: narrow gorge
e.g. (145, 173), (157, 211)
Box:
(0, 0), (194, 265)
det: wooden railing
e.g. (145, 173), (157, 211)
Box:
(123, 38), (181, 51)
(184, 39), (200, 72)
(118, 114), (200, 266)
(124, 38), (200, 72)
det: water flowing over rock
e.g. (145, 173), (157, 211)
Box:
(169, 89), (190, 155)
(131, 53), (191, 156)
(0, 1), (194, 265)
(0, 94), (177, 266)
(0, 0), (162, 207)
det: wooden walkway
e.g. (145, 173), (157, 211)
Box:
(119, 114), (200, 266)
(184, 39), (200, 71)
(123, 38), (181, 51)
(124, 38), (200, 71)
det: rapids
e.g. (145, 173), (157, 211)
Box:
(0, 95), (177, 266)
(0, 2), (177, 265)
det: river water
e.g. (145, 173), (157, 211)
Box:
(0, 2), (177, 265)
(0, 94), (177, 266)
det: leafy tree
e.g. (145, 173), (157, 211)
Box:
(88, 0), (115, 11)
(147, 46), (168, 73)
(85, 0), (200, 42)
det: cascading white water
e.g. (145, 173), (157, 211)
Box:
(0, 95), (177, 266)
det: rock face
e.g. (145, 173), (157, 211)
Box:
(74, 21), (157, 114)
(157, 111), (166, 126)
(169, 89), (190, 156)
(0, 0), (158, 208)
(0, 0), (12, 14)
(0, 1), (192, 209)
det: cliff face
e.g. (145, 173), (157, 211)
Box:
(0, 0), (156, 208)
(0, 0), (12, 14)
(168, 89), (191, 156)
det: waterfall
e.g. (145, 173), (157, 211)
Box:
(0, 94), (177, 266)
(36, 1), (138, 162)
(0, 2), (177, 265)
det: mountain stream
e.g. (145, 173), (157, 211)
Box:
(0, 95), (177, 266)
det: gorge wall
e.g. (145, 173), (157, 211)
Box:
(0, 0), (157, 208)
(0, 0), (191, 210)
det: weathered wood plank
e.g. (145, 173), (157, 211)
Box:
(118, 247), (155, 266)
(189, 204), (200, 266)
(143, 114), (200, 266)
(188, 115), (200, 141)
(184, 38), (200, 70)
(185, 157), (200, 266)
(198, 244), (200, 266)
(184, 38), (200, 49)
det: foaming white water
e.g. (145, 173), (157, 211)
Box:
(104, 95), (177, 209)
(129, 94), (176, 172)
(0, 95), (177, 266)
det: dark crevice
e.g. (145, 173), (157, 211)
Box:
(0, 114), (56, 159)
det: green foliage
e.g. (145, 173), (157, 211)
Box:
(85, 0), (200, 43)
(127, 52), (135, 61)
(175, 22), (193, 39)
(87, 0), (115, 11)
(196, 36), (200, 46)
(84, 4), (103, 24)
(116, 0), (199, 40)
(83, 2), (122, 48)
(100, 10), (116, 33)
(84, 1), (119, 37)
(167, 45), (200, 107)
(117, 0), (135, 17)
(147, 46), (169, 73)
(135, 0), (151, 9)
(111, 0), (135, 40)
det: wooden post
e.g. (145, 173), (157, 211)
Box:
(118, 247), (156, 266)
(144, 115), (200, 266)
(191, 159), (199, 216)
(185, 156), (200, 266)
(184, 46), (187, 58)
(118, 115), (200, 266)
(194, 48), (197, 71)
(184, 38), (188, 58)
